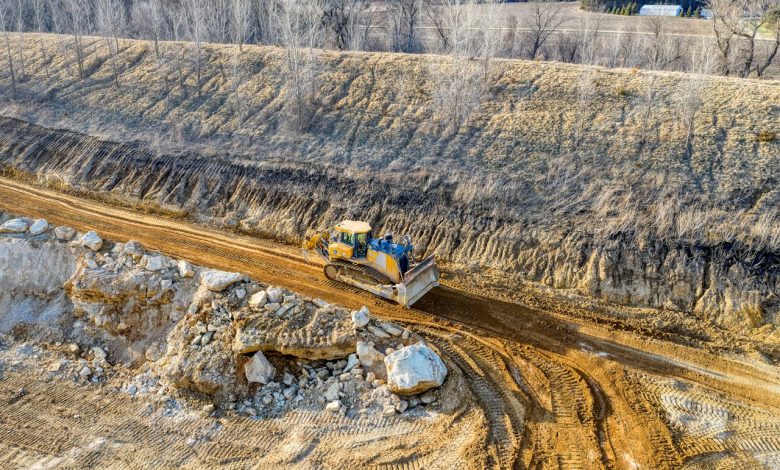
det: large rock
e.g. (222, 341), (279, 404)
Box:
(201, 269), (243, 292)
(54, 226), (75, 240)
(266, 286), (284, 304)
(384, 342), (447, 395)
(123, 240), (145, 259)
(29, 219), (49, 235)
(248, 291), (268, 309)
(143, 255), (166, 272)
(81, 231), (103, 251)
(0, 218), (28, 233)
(245, 351), (276, 384)
(351, 306), (370, 328)
(178, 260), (195, 278)
(356, 341), (385, 367)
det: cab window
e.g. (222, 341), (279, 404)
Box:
(341, 231), (355, 245)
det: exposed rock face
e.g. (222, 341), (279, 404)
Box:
(80, 231), (103, 251)
(0, 218), (28, 233)
(385, 342), (447, 395)
(245, 351), (275, 384)
(201, 270), (243, 292)
(233, 299), (358, 359)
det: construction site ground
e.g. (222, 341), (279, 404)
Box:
(2, 176), (780, 469)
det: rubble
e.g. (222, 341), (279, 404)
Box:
(352, 306), (370, 328)
(245, 351), (276, 384)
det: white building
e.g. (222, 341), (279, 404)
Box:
(639, 5), (683, 16)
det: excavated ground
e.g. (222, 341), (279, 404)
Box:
(3, 178), (780, 469)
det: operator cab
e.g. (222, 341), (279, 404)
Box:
(331, 220), (372, 259)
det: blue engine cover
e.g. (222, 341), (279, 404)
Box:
(369, 238), (413, 274)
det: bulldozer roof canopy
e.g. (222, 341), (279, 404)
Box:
(336, 220), (372, 233)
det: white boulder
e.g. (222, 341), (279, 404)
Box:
(351, 306), (370, 328)
(344, 353), (359, 372)
(143, 255), (166, 272)
(0, 218), (28, 233)
(245, 351), (276, 384)
(81, 231), (103, 251)
(356, 341), (385, 367)
(201, 269), (243, 292)
(380, 322), (403, 337)
(29, 219), (49, 235)
(384, 342), (447, 395)
(248, 291), (268, 309)
(266, 287), (284, 304)
(324, 381), (341, 401)
(54, 226), (76, 240)
(178, 259), (195, 278)
(123, 240), (145, 259)
(325, 400), (341, 412)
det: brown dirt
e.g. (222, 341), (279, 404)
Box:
(3, 176), (780, 469)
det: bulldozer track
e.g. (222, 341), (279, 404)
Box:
(3, 177), (780, 468)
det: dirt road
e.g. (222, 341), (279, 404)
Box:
(3, 177), (780, 469)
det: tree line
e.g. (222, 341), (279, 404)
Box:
(0, 0), (777, 131)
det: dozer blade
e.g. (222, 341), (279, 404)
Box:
(397, 255), (439, 307)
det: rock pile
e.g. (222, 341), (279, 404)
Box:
(0, 213), (451, 419)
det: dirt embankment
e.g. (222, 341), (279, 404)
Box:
(1, 34), (779, 343)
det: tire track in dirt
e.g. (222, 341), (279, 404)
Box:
(4, 177), (780, 468)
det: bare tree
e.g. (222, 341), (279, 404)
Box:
(388, 0), (421, 53)
(276, 0), (325, 130)
(205, 0), (230, 44)
(64, 0), (91, 79)
(0, 0), (17, 98)
(131, 0), (166, 61)
(15, 0), (24, 79)
(232, 0), (253, 52)
(523, 1), (567, 60)
(707, 0), (780, 77)
(170, 3), (187, 89)
(429, 0), (501, 131)
(183, 0), (206, 91)
(323, 0), (377, 51)
(96, 0), (125, 85)
(645, 17), (681, 71)
(33, 0), (50, 79)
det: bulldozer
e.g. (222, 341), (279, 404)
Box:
(302, 220), (439, 307)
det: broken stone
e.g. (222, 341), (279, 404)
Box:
(351, 306), (370, 328)
(325, 400), (341, 412)
(201, 270), (243, 292)
(235, 288), (246, 300)
(123, 240), (145, 259)
(367, 324), (390, 339)
(54, 226), (76, 241)
(79, 366), (92, 378)
(384, 342), (448, 395)
(395, 400), (409, 413)
(356, 341), (385, 367)
(266, 287), (284, 304)
(203, 404), (215, 413)
(380, 322), (403, 337)
(178, 260), (195, 278)
(324, 381), (341, 401)
(420, 391), (436, 404)
(248, 291), (268, 309)
(81, 231), (103, 251)
(143, 255), (166, 272)
(0, 218), (28, 233)
(312, 298), (329, 308)
(161, 279), (173, 290)
(344, 353), (359, 372)
(245, 351), (275, 384)
(29, 219), (49, 235)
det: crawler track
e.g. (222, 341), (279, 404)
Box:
(3, 177), (780, 469)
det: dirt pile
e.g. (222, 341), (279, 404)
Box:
(0, 35), (779, 344)
(0, 212), (453, 421)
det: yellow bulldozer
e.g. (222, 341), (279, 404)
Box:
(302, 220), (439, 307)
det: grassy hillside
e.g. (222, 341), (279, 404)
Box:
(2, 34), (780, 339)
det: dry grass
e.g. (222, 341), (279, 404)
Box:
(1, 33), (779, 258)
